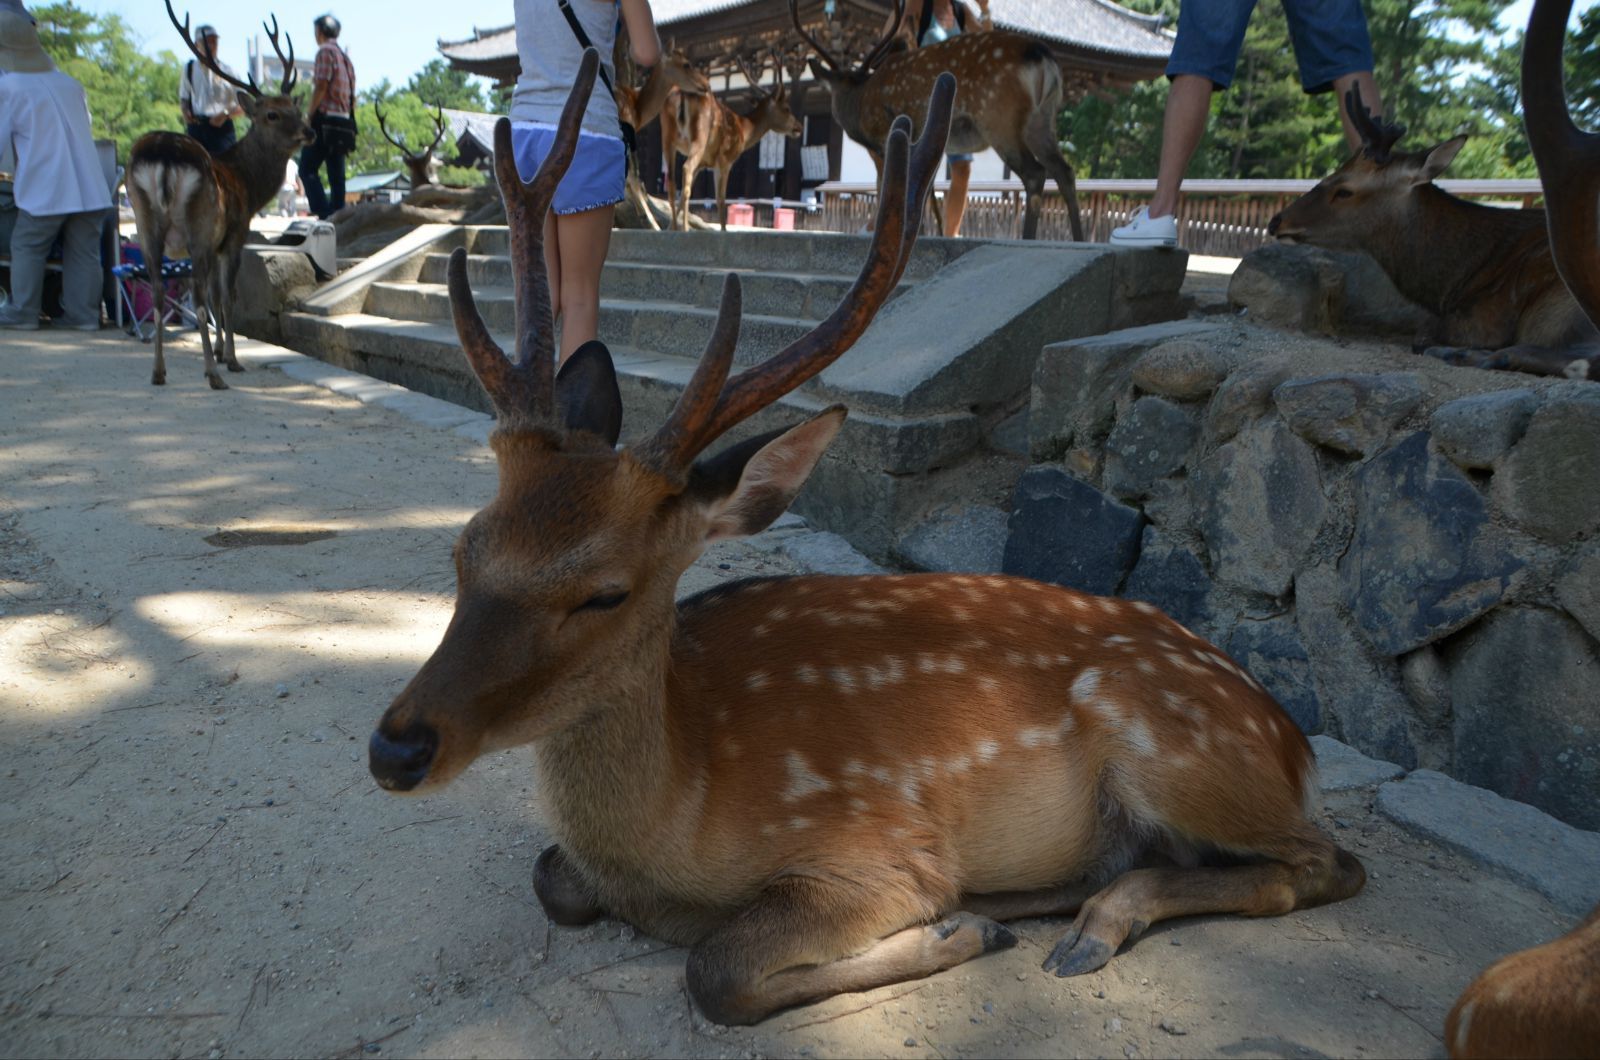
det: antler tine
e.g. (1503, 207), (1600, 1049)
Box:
(165, 0), (263, 97)
(633, 75), (953, 474)
(447, 247), (535, 420)
(373, 102), (407, 153)
(861, 0), (907, 72)
(429, 103), (449, 152)
(1345, 83), (1405, 161)
(263, 15), (296, 94)
(733, 52), (768, 99)
(640, 276), (743, 468)
(788, 0), (844, 73)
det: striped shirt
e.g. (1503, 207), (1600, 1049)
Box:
(313, 41), (355, 116)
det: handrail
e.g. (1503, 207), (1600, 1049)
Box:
(815, 177), (1545, 197)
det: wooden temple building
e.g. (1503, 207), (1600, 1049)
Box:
(439, 0), (1172, 204)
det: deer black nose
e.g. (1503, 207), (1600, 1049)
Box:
(1267, 213), (1282, 235)
(368, 724), (438, 791)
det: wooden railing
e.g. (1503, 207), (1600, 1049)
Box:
(797, 178), (1546, 255)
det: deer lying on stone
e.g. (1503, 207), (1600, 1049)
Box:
(793, 0), (1084, 241)
(1268, 85), (1598, 382)
(367, 50), (1366, 1026)
(374, 101), (448, 189)
(127, 2), (312, 389)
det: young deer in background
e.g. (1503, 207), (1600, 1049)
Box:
(374, 101), (448, 189)
(1268, 84), (1598, 381)
(794, 0), (1085, 241)
(660, 50), (802, 231)
(127, 1), (312, 389)
(368, 51), (1365, 1026)
(614, 46), (711, 130)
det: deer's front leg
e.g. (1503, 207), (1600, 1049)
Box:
(532, 845), (604, 926)
(685, 874), (1014, 1026)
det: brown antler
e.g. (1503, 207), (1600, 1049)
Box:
(1345, 83), (1405, 161)
(447, 49), (598, 424)
(789, 0), (846, 72)
(733, 52), (770, 100)
(1524, 0), (1600, 328)
(634, 72), (955, 476)
(165, 0), (263, 97)
(859, 0), (907, 73)
(373, 102), (410, 155)
(262, 14), (297, 94)
(427, 104), (449, 154)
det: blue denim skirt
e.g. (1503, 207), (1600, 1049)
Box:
(510, 121), (627, 215)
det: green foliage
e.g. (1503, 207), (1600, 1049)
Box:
(436, 165), (486, 187)
(1064, 0), (1594, 181)
(406, 59), (485, 112)
(31, 2), (184, 162)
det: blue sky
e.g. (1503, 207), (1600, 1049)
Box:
(61, 0), (1600, 92)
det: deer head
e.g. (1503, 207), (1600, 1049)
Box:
(376, 101), (449, 186)
(167, 0), (311, 154)
(1268, 86), (1466, 249)
(736, 50), (802, 139)
(368, 51), (954, 792)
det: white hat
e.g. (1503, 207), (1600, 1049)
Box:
(0, 6), (54, 74)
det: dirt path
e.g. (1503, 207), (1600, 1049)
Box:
(0, 332), (1577, 1059)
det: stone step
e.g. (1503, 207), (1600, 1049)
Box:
(467, 226), (973, 281)
(416, 254), (884, 321)
(364, 282), (818, 366)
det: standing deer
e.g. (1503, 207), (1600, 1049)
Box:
(660, 51), (802, 231)
(368, 52), (1366, 1027)
(127, 2), (312, 389)
(1443, 4), (1600, 1056)
(793, 0), (1084, 242)
(374, 101), (448, 188)
(614, 47), (711, 130)
(1268, 85), (1598, 381)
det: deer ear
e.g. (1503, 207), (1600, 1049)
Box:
(237, 92), (258, 118)
(1412, 135), (1467, 185)
(687, 407), (846, 542)
(554, 340), (623, 446)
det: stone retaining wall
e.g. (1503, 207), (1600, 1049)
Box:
(1008, 319), (1600, 829)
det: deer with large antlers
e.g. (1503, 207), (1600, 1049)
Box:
(1268, 84), (1598, 381)
(374, 101), (448, 189)
(368, 49), (1366, 1026)
(127, 2), (312, 389)
(794, 0), (1084, 241)
(660, 50), (802, 231)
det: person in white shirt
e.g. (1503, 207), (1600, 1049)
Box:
(179, 24), (245, 156)
(278, 157), (300, 216)
(0, 2), (111, 330)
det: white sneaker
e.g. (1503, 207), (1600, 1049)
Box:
(1109, 206), (1178, 247)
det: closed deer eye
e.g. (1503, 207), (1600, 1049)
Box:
(1331, 187), (1354, 200)
(574, 591), (629, 614)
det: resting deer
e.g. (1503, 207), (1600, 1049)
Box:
(1445, 901), (1600, 1059)
(368, 50), (1366, 1027)
(1268, 85), (1598, 382)
(793, 0), (1084, 241)
(374, 101), (448, 189)
(127, 1), (311, 389)
(660, 51), (802, 231)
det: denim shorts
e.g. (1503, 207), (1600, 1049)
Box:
(1167, 0), (1375, 94)
(510, 121), (626, 215)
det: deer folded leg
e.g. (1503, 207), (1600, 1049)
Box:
(685, 872), (998, 1026)
(532, 844), (604, 926)
(1042, 838), (1365, 977)
(961, 879), (1101, 922)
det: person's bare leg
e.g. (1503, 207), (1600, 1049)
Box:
(945, 159), (971, 237)
(553, 205), (615, 364)
(1331, 71), (1383, 153)
(1148, 74), (1214, 220)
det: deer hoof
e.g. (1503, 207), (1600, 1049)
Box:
(1041, 924), (1114, 978)
(207, 373), (229, 391)
(151, 370), (166, 386)
(226, 361), (245, 373)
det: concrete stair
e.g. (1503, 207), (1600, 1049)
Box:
(280, 226), (1188, 559)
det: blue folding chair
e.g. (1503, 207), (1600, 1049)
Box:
(112, 244), (212, 341)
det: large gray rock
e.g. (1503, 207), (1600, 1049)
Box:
(1030, 320), (1225, 458)
(1429, 389), (1537, 470)
(780, 531), (889, 576)
(1296, 565), (1419, 768)
(1448, 607), (1600, 830)
(1003, 467), (1144, 596)
(1130, 338), (1244, 400)
(1555, 545), (1600, 644)
(1272, 372), (1423, 456)
(1310, 735), (1405, 791)
(1122, 526), (1215, 633)
(1103, 396), (1201, 500)
(1227, 616), (1320, 732)
(1340, 432), (1522, 656)
(1377, 769), (1600, 916)
(1228, 243), (1345, 334)
(1196, 420), (1327, 597)
(1492, 391), (1600, 542)
(896, 504), (1008, 574)
(234, 248), (318, 344)
(1205, 360), (1292, 444)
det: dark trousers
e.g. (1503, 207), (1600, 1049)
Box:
(186, 119), (237, 157)
(299, 138), (346, 220)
